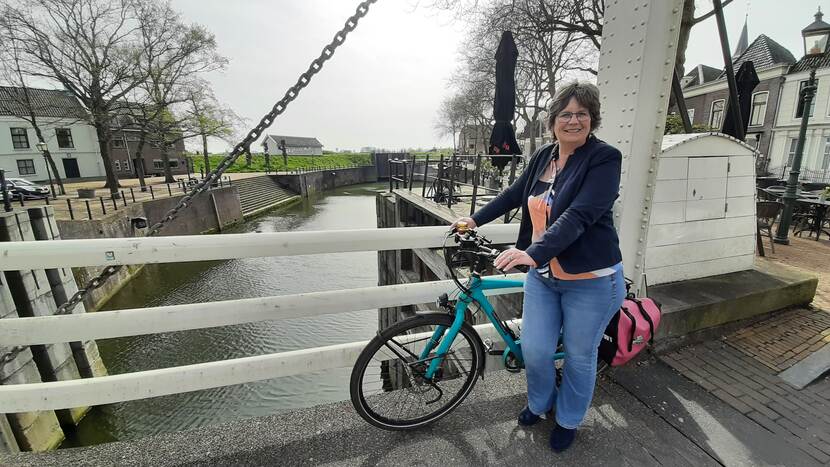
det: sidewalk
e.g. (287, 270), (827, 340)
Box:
(659, 233), (830, 464)
(4, 173), (262, 221)
(1, 366), (816, 466)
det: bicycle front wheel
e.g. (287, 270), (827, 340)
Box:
(350, 312), (484, 430)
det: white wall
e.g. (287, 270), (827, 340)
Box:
(646, 134), (756, 285)
(769, 67), (830, 174)
(0, 116), (104, 182)
(263, 136), (324, 156)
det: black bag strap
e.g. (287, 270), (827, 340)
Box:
(620, 305), (637, 352)
(630, 298), (656, 345)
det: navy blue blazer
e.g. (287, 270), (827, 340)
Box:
(472, 136), (623, 275)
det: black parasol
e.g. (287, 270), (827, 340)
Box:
(488, 31), (521, 172)
(721, 60), (760, 139)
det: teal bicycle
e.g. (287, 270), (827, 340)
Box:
(350, 226), (569, 430)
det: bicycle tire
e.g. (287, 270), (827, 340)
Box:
(350, 312), (484, 430)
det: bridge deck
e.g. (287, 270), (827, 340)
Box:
(2, 359), (815, 466)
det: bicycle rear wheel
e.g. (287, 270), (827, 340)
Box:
(350, 312), (484, 430)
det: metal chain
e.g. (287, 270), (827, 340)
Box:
(1, 0), (378, 368)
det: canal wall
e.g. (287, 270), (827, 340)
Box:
(57, 186), (242, 311)
(1, 208), (105, 452)
(376, 189), (522, 330)
(276, 166), (377, 198)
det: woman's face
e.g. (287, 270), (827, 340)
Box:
(552, 98), (591, 146)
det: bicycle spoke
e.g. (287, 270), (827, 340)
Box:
(351, 315), (481, 428)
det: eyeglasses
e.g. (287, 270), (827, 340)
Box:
(556, 111), (590, 122)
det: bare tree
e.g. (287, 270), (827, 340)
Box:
(134, 1), (226, 182)
(2, 0), (209, 198)
(184, 85), (241, 175)
(435, 94), (468, 152)
(0, 31), (73, 194)
(429, 0), (735, 80)
(442, 1), (596, 154)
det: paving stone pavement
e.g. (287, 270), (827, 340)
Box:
(661, 340), (830, 464)
(3, 365), (816, 466)
(757, 235), (830, 311)
(728, 307), (830, 372)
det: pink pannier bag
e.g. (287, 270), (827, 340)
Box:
(598, 294), (662, 367)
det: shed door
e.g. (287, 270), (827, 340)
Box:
(685, 156), (727, 221)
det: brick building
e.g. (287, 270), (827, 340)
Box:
(674, 34), (796, 172)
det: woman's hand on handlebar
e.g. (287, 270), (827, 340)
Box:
(451, 217), (477, 231)
(493, 247), (537, 272)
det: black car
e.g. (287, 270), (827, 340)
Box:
(5, 178), (50, 199)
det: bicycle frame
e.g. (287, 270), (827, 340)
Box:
(420, 274), (563, 379)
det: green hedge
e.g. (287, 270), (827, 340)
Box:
(190, 152), (373, 173)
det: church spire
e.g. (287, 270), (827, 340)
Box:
(733, 16), (749, 57)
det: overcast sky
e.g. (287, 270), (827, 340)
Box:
(170, 0), (821, 153)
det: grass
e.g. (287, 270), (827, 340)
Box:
(190, 152), (373, 173)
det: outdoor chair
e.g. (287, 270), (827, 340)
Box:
(756, 187), (779, 201)
(756, 201), (783, 255)
(792, 203), (818, 238)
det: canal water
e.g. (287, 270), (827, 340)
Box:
(65, 183), (387, 447)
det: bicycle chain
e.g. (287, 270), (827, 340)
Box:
(0, 0), (378, 368)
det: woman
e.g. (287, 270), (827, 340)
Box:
(454, 82), (624, 452)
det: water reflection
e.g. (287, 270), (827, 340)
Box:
(65, 183), (387, 446)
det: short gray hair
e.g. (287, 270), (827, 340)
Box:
(547, 81), (602, 134)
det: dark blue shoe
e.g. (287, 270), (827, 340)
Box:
(517, 406), (542, 426)
(549, 423), (577, 452)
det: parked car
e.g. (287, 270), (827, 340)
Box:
(5, 178), (49, 199)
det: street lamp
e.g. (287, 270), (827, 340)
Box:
(774, 9), (829, 244)
(35, 140), (57, 200)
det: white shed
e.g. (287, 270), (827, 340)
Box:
(645, 133), (757, 285)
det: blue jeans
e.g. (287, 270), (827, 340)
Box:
(521, 267), (624, 429)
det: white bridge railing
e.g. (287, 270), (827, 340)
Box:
(0, 224), (523, 413)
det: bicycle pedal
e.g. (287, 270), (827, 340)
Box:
(488, 347), (505, 356)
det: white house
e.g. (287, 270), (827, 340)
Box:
(0, 87), (104, 182)
(262, 135), (324, 156)
(768, 9), (830, 181)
